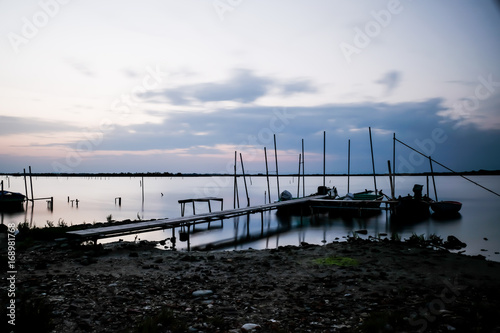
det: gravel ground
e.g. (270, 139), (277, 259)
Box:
(3, 238), (500, 332)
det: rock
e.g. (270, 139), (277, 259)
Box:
(356, 229), (368, 235)
(444, 235), (466, 250)
(241, 323), (261, 332)
(192, 290), (213, 298)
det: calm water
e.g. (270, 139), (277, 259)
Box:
(1, 174), (499, 260)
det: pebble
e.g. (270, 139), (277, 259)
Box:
(192, 290), (213, 297)
(241, 323), (261, 332)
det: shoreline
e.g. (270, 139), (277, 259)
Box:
(2, 238), (500, 332)
(2, 170), (500, 178)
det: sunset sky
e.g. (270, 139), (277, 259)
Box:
(1, 0), (500, 174)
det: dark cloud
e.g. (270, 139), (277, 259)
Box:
(141, 69), (316, 105)
(53, 97), (500, 173)
(376, 71), (402, 95)
(280, 79), (317, 95)
(0, 116), (80, 135)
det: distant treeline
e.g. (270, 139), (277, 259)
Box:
(2, 169), (500, 177)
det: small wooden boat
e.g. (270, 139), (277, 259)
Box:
(392, 184), (431, 220)
(310, 188), (384, 217)
(430, 201), (462, 215)
(0, 190), (26, 211)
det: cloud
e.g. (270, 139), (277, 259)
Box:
(65, 58), (95, 77)
(376, 70), (402, 95)
(141, 69), (317, 105)
(280, 79), (317, 95)
(0, 115), (80, 135)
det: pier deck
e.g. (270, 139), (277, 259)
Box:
(66, 195), (328, 241)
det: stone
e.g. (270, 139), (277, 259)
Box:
(192, 290), (213, 298)
(241, 323), (261, 332)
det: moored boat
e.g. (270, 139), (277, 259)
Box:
(392, 184), (431, 220)
(430, 200), (462, 215)
(0, 190), (26, 211)
(309, 187), (384, 217)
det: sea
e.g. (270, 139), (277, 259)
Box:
(1, 174), (499, 261)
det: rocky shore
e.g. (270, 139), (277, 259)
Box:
(3, 238), (500, 332)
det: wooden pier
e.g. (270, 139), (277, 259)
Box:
(66, 195), (328, 243)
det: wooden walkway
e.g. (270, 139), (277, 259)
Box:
(66, 195), (327, 241)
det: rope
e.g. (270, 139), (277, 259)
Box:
(394, 137), (500, 198)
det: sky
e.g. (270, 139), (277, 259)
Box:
(1, 0), (500, 175)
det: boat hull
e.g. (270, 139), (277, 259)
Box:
(0, 190), (26, 211)
(430, 201), (462, 215)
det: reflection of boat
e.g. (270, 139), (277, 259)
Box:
(0, 190), (26, 211)
(430, 201), (462, 215)
(393, 184), (430, 220)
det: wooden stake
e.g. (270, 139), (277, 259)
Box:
(240, 153), (250, 207)
(429, 156), (438, 201)
(29, 166), (34, 202)
(302, 139), (305, 197)
(274, 134), (280, 195)
(368, 128), (377, 194)
(264, 147), (271, 203)
(297, 153), (301, 198)
(323, 131), (326, 187)
(347, 139), (351, 194)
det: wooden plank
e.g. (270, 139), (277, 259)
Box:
(67, 195), (327, 239)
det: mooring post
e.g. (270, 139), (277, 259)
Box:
(347, 139), (351, 194)
(29, 166), (34, 203)
(23, 169), (29, 201)
(369, 127), (378, 194)
(301, 139), (305, 197)
(323, 130), (326, 187)
(274, 134), (280, 196)
(264, 147), (271, 204)
(297, 153), (301, 198)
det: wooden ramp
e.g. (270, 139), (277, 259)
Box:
(66, 195), (327, 241)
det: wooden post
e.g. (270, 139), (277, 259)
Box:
(392, 133), (396, 196)
(240, 153), (250, 207)
(429, 156), (438, 201)
(387, 160), (394, 199)
(368, 128), (377, 194)
(347, 139), (351, 194)
(301, 139), (305, 197)
(23, 168), (29, 201)
(141, 176), (145, 204)
(274, 134), (280, 196)
(264, 147), (271, 204)
(29, 166), (34, 202)
(297, 153), (301, 198)
(323, 131), (326, 187)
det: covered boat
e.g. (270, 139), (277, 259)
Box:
(393, 184), (431, 220)
(310, 187), (384, 217)
(430, 200), (462, 215)
(0, 190), (26, 211)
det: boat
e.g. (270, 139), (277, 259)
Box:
(430, 200), (462, 215)
(392, 184), (431, 220)
(0, 190), (26, 211)
(309, 187), (384, 217)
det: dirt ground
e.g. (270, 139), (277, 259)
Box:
(3, 238), (500, 332)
